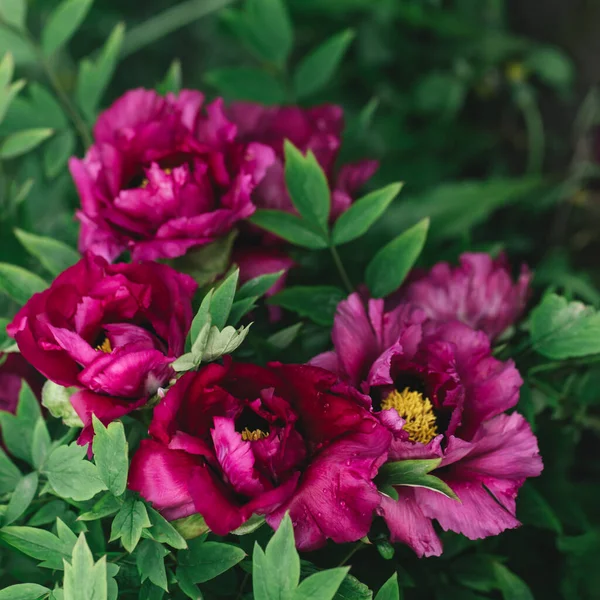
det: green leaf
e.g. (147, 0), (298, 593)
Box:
(145, 506), (187, 549)
(0, 128), (54, 159)
(41, 381), (83, 427)
(175, 567), (201, 600)
(43, 129), (75, 179)
(63, 533), (108, 600)
(110, 496), (151, 553)
(0, 25), (35, 66)
(0, 446), (21, 493)
(14, 229), (79, 278)
(178, 540), (246, 584)
(205, 67), (286, 104)
(189, 288), (213, 347)
(250, 210), (329, 249)
(377, 459), (458, 500)
(2, 472), (38, 526)
(333, 573), (373, 600)
(0, 526), (72, 569)
(228, 297), (258, 326)
(231, 514), (266, 536)
(516, 483), (562, 533)
(366, 218), (429, 298)
(268, 286), (346, 326)
(332, 183), (403, 246)
(526, 47), (574, 90)
(267, 323), (303, 350)
(156, 59), (181, 95)
(294, 568), (349, 600)
(28, 500), (70, 526)
(236, 270), (286, 302)
(0, 584), (50, 600)
(284, 140), (331, 232)
(0, 263), (47, 304)
(210, 268), (239, 329)
(92, 416), (128, 497)
(171, 352), (197, 373)
(0, 51), (14, 87)
(293, 29), (355, 99)
(76, 22), (124, 120)
(171, 513), (210, 540)
(493, 563), (534, 600)
(0, 78), (25, 124)
(530, 293), (600, 359)
(201, 324), (252, 362)
(42, 443), (107, 501)
(41, 0), (94, 57)
(0, 380), (43, 464)
(0, 0), (27, 30)
(374, 574), (400, 600)
(31, 418), (51, 469)
(136, 539), (169, 591)
(77, 493), (122, 522)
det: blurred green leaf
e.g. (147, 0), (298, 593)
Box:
(42, 129), (75, 179)
(493, 563), (533, 600)
(0, 51), (14, 87)
(14, 228), (79, 277)
(0, 25), (35, 64)
(530, 294), (600, 359)
(0, 127), (53, 159)
(41, 0), (94, 57)
(0, 78), (25, 124)
(293, 29), (355, 99)
(0, 0), (27, 29)
(332, 183), (403, 246)
(156, 59), (181, 95)
(526, 47), (574, 90)
(0, 263), (47, 304)
(269, 285), (346, 326)
(516, 483), (562, 533)
(250, 210), (329, 249)
(413, 72), (466, 116)
(0, 583), (50, 600)
(76, 22), (125, 121)
(205, 67), (286, 104)
(0, 446), (21, 494)
(366, 218), (429, 298)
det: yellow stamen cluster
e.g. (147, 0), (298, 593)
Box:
(381, 387), (438, 444)
(241, 428), (268, 442)
(140, 167), (172, 189)
(96, 338), (113, 353)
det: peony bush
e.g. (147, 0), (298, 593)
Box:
(0, 1), (599, 600)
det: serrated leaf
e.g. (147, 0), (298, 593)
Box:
(110, 496), (151, 553)
(0, 380), (43, 464)
(63, 533), (107, 600)
(250, 210), (329, 249)
(0, 583), (50, 600)
(205, 67), (286, 104)
(136, 539), (169, 591)
(366, 218), (429, 298)
(145, 506), (187, 549)
(76, 22), (124, 120)
(178, 540), (245, 584)
(210, 268), (239, 330)
(41, 381), (83, 427)
(77, 493), (122, 522)
(0, 128), (54, 159)
(332, 183), (403, 246)
(374, 574), (400, 600)
(156, 59), (181, 95)
(284, 140), (331, 232)
(171, 352), (197, 373)
(43, 129), (75, 179)
(293, 29), (355, 99)
(190, 320), (212, 362)
(295, 569), (349, 600)
(0, 0), (27, 30)
(41, 0), (93, 57)
(42, 443), (107, 501)
(0, 526), (72, 569)
(0, 263), (47, 304)
(0, 446), (21, 493)
(201, 324), (252, 362)
(92, 416), (128, 496)
(268, 286), (346, 326)
(530, 293), (600, 359)
(2, 472), (38, 526)
(15, 228), (79, 278)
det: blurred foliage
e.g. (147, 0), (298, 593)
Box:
(1, 0), (600, 599)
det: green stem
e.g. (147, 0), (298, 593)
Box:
(120, 0), (236, 58)
(516, 84), (545, 175)
(337, 541), (364, 567)
(330, 245), (353, 294)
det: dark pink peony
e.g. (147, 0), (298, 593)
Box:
(7, 253), (196, 442)
(0, 351), (44, 414)
(399, 253), (531, 340)
(311, 293), (542, 557)
(128, 360), (391, 550)
(70, 89), (276, 262)
(228, 102), (379, 220)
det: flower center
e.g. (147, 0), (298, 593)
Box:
(241, 428), (268, 442)
(96, 337), (113, 353)
(381, 387), (438, 444)
(140, 167), (172, 189)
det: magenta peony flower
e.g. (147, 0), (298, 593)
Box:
(7, 253), (196, 442)
(69, 89), (276, 262)
(128, 360), (391, 550)
(228, 102), (379, 220)
(0, 352), (44, 414)
(399, 252), (531, 340)
(311, 293), (542, 557)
